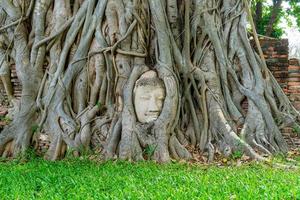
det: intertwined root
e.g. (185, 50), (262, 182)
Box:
(0, 0), (298, 162)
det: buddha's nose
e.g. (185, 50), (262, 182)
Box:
(148, 96), (159, 112)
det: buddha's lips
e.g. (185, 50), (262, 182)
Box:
(145, 112), (160, 116)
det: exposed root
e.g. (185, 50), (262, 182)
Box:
(0, 0), (298, 164)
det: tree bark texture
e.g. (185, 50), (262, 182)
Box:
(0, 0), (299, 162)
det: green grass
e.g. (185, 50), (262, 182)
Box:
(0, 159), (299, 199)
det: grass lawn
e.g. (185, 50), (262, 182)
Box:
(0, 158), (299, 199)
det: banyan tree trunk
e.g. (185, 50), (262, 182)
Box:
(0, 0), (299, 162)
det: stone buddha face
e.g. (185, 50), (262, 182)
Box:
(134, 70), (165, 123)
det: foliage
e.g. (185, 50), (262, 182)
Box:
(96, 101), (102, 109)
(251, 0), (300, 38)
(31, 124), (40, 134)
(292, 124), (300, 136)
(0, 159), (299, 199)
(231, 150), (244, 160)
(0, 116), (12, 124)
(143, 145), (157, 159)
(288, 0), (300, 29)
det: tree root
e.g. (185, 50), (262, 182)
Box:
(0, 0), (298, 164)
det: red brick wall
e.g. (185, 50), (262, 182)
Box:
(259, 38), (289, 92)
(258, 39), (300, 110)
(258, 39), (300, 144)
(288, 58), (300, 110)
(0, 65), (21, 104)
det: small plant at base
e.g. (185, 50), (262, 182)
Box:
(292, 124), (300, 136)
(78, 145), (93, 158)
(31, 124), (40, 134)
(230, 150), (243, 160)
(13, 147), (39, 163)
(24, 147), (39, 160)
(0, 116), (12, 124)
(64, 148), (78, 160)
(144, 145), (156, 160)
(274, 117), (281, 126)
(96, 101), (102, 109)
(64, 145), (93, 160)
(272, 153), (288, 163)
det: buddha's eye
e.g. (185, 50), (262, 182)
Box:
(156, 98), (164, 105)
(155, 96), (164, 102)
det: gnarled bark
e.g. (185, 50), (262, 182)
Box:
(0, 0), (298, 162)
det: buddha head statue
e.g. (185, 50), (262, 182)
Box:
(133, 70), (165, 123)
